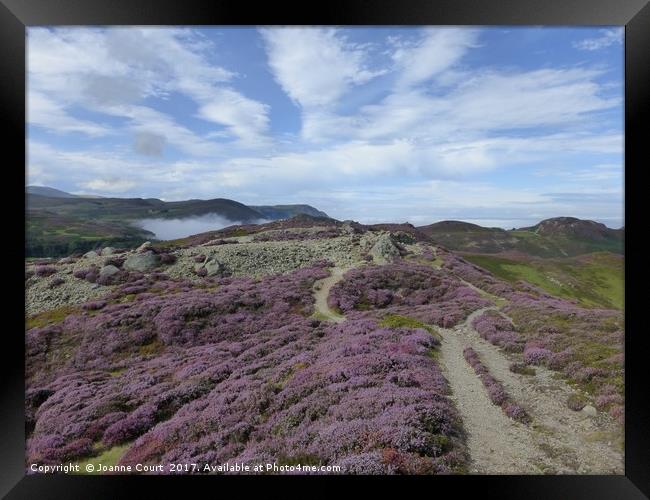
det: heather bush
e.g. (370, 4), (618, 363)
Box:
(73, 269), (89, 280)
(48, 277), (65, 289)
(471, 310), (523, 352)
(463, 347), (530, 424)
(159, 253), (177, 265)
(34, 266), (57, 277)
(103, 257), (125, 268)
(328, 263), (489, 328)
(567, 393), (588, 411)
(509, 363), (535, 376)
(523, 347), (553, 366)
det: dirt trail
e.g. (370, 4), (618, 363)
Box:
(438, 307), (624, 474)
(312, 266), (350, 323)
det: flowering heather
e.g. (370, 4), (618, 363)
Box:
(523, 347), (553, 366)
(439, 249), (516, 298)
(25, 260), (468, 473)
(471, 310), (523, 352)
(463, 347), (530, 424)
(327, 263), (490, 328)
(503, 292), (623, 418)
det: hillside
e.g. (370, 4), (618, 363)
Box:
(25, 216), (624, 474)
(25, 187), (329, 257)
(251, 204), (329, 220)
(462, 252), (623, 309)
(26, 186), (79, 198)
(418, 218), (623, 257)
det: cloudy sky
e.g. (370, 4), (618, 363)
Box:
(27, 26), (624, 228)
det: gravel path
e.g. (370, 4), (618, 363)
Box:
(312, 266), (349, 323)
(438, 307), (624, 474)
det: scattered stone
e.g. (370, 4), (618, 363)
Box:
(99, 265), (120, 280)
(203, 256), (228, 277)
(123, 251), (160, 272)
(101, 247), (115, 256)
(136, 241), (152, 253)
(581, 405), (598, 417)
(83, 250), (99, 259)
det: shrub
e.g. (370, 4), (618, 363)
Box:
(48, 277), (65, 289)
(509, 363), (536, 376)
(463, 347), (530, 424)
(523, 347), (553, 366)
(567, 393), (588, 411)
(34, 266), (57, 277)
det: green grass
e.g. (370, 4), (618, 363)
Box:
(463, 252), (623, 309)
(26, 305), (79, 330)
(73, 443), (131, 474)
(380, 314), (442, 342)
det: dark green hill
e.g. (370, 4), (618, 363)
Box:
(25, 189), (329, 257)
(417, 218), (623, 258)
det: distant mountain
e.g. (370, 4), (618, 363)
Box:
(417, 217), (623, 257)
(519, 217), (622, 241)
(419, 220), (505, 234)
(25, 186), (329, 256)
(26, 185), (78, 198)
(250, 204), (329, 220)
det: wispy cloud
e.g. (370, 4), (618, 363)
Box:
(573, 28), (623, 51)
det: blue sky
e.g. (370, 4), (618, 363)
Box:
(27, 27), (624, 228)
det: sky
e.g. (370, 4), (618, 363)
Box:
(26, 26), (624, 228)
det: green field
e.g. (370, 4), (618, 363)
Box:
(464, 252), (623, 309)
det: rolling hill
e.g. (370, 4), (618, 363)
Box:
(26, 186), (330, 257)
(418, 218), (623, 258)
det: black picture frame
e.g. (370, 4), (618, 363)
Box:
(2, 0), (648, 497)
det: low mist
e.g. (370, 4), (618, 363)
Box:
(134, 214), (265, 240)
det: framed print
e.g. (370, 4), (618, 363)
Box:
(1, 0), (648, 497)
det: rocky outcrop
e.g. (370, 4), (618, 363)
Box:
(369, 233), (401, 263)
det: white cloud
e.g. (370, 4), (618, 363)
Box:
(260, 27), (383, 109)
(573, 29), (623, 51)
(391, 28), (478, 88)
(26, 27), (624, 228)
(28, 91), (113, 137)
(28, 27), (270, 147)
(80, 178), (137, 192)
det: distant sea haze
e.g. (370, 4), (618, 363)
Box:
(134, 214), (269, 240)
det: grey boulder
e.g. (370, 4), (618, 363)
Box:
(123, 251), (160, 272)
(136, 241), (152, 253)
(369, 233), (401, 263)
(99, 265), (120, 279)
